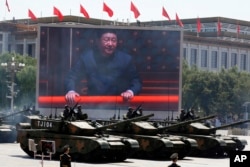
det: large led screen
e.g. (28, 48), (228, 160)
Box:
(37, 25), (182, 111)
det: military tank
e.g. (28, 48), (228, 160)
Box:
(160, 112), (250, 157)
(96, 109), (207, 160)
(0, 112), (16, 142)
(0, 108), (37, 143)
(16, 108), (155, 162)
(0, 123), (16, 143)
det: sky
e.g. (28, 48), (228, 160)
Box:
(1, 0), (250, 22)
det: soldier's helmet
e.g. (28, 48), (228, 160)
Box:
(170, 153), (178, 160)
(128, 107), (133, 111)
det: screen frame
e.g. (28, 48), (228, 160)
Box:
(36, 24), (183, 113)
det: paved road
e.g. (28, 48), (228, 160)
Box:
(1, 135), (250, 167)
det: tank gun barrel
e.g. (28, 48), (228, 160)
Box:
(0, 109), (29, 120)
(210, 119), (250, 132)
(97, 113), (154, 131)
(159, 114), (217, 132)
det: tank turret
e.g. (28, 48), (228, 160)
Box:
(16, 108), (155, 162)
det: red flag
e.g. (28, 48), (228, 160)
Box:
(28, 9), (37, 21)
(53, 6), (64, 21)
(162, 7), (171, 21)
(80, 4), (90, 19)
(176, 13), (183, 28)
(197, 17), (201, 33)
(130, 1), (140, 19)
(217, 18), (221, 35)
(5, 0), (10, 12)
(103, 2), (113, 17)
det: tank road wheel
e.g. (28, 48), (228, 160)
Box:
(104, 150), (127, 162)
(235, 141), (245, 151)
(82, 152), (103, 162)
(20, 144), (34, 158)
(237, 145), (245, 151)
(215, 148), (224, 157)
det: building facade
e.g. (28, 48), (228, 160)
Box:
(0, 22), (37, 57)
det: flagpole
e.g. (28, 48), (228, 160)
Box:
(4, 3), (7, 21)
(129, 1), (132, 25)
(237, 21), (239, 39)
(217, 17), (221, 38)
(237, 22), (238, 39)
(28, 19), (30, 31)
(78, 0), (80, 23)
(174, 12), (177, 28)
(197, 16), (198, 37)
(197, 16), (200, 37)
(101, 0), (104, 25)
(4, 0), (8, 21)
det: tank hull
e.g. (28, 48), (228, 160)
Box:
(16, 127), (139, 162)
(102, 131), (198, 160)
(170, 133), (247, 157)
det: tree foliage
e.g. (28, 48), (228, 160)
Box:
(182, 61), (250, 118)
(0, 53), (36, 111)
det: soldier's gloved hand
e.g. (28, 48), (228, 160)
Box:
(65, 91), (80, 105)
(121, 90), (134, 101)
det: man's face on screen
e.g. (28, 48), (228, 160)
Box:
(99, 32), (118, 57)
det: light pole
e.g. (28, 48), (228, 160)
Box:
(1, 57), (25, 113)
(242, 102), (250, 132)
(242, 102), (250, 120)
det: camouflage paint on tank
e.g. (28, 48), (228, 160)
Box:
(158, 114), (250, 157)
(97, 114), (198, 160)
(16, 112), (151, 162)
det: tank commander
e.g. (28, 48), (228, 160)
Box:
(76, 105), (88, 120)
(63, 105), (70, 120)
(179, 109), (185, 121)
(126, 107), (134, 119)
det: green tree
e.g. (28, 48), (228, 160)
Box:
(0, 53), (36, 111)
(182, 61), (250, 119)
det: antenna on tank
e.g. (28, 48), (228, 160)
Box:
(118, 108), (120, 120)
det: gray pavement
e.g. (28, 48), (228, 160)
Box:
(1, 135), (250, 167)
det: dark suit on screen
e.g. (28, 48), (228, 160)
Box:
(64, 49), (142, 96)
